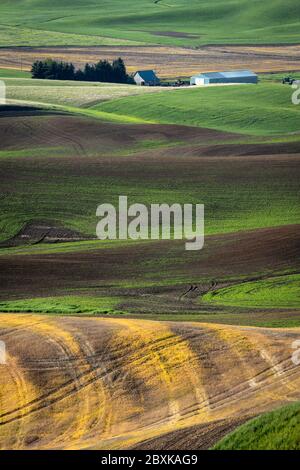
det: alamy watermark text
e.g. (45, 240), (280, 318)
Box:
(96, 196), (204, 251)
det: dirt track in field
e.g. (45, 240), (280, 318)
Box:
(1, 44), (300, 77)
(0, 315), (299, 450)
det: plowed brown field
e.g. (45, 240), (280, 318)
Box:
(1, 225), (299, 305)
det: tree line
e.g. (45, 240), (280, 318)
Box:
(31, 58), (134, 84)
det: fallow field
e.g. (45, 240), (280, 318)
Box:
(1, 45), (300, 78)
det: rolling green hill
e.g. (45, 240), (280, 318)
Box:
(0, 0), (299, 47)
(214, 402), (300, 450)
(0, 78), (299, 243)
(3, 76), (300, 137)
(97, 83), (300, 136)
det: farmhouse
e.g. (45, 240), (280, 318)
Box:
(134, 70), (160, 86)
(190, 70), (258, 86)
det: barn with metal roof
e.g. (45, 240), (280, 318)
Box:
(190, 70), (258, 86)
(134, 70), (160, 86)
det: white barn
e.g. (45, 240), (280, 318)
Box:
(191, 70), (258, 86)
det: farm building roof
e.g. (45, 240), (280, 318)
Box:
(134, 70), (159, 81)
(192, 70), (257, 79)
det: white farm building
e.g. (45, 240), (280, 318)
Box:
(191, 70), (258, 86)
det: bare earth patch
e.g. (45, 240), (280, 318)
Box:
(131, 416), (252, 450)
(0, 221), (92, 248)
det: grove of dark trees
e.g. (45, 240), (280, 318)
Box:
(31, 58), (134, 84)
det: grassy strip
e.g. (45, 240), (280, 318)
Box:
(213, 402), (300, 450)
(0, 239), (154, 257)
(132, 311), (300, 328)
(1, 303), (300, 327)
(0, 296), (125, 315)
(0, 68), (31, 79)
(0, 23), (143, 47)
(0, 147), (67, 160)
(5, 81), (171, 108)
(203, 275), (300, 309)
(260, 72), (300, 83)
